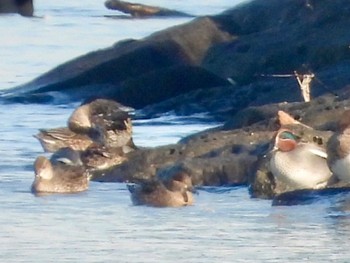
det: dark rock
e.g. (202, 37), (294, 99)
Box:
(91, 127), (272, 186)
(108, 65), (228, 109)
(0, 0), (33, 16)
(1, 17), (232, 107)
(207, 0), (350, 85)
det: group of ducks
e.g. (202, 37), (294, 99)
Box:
(31, 98), (350, 207)
(269, 110), (350, 191)
(31, 99), (196, 207)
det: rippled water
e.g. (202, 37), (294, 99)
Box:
(1, 1), (350, 262)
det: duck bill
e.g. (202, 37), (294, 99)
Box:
(188, 186), (199, 195)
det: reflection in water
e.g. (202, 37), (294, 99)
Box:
(327, 194), (350, 234)
(268, 192), (350, 262)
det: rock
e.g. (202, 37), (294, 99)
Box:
(1, 17), (232, 106)
(207, 0), (350, 87)
(105, 0), (192, 17)
(0, 0), (33, 16)
(107, 65), (228, 109)
(90, 94), (350, 200)
(2, 0), (350, 124)
(91, 127), (272, 186)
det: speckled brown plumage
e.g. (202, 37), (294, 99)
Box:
(127, 173), (194, 207)
(32, 156), (89, 194)
(34, 127), (93, 152)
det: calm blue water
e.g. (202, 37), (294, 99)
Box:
(1, 1), (350, 262)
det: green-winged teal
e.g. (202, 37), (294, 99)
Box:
(327, 110), (350, 183)
(50, 145), (128, 175)
(34, 127), (94, 153)
(80, 144), (128, 171)
(32, 155), (89, 194)
(35, 99), (135, 152)
(69, 99), (135, 149)
(50, 147), (84, 166)
(269, 129), (332, 189)
(127, 173), (195, 207)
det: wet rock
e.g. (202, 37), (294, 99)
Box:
(91, 127), (272, 186)
(0, 0), (33, 16)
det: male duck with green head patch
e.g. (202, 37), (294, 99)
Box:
(269, 128), (332, 190)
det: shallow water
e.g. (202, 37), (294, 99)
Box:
(1, 1), (350, 262)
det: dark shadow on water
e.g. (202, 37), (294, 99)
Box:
(31, 191), (89, 198)
(272, 187), (350, 206)
(198, 184), (246, 194)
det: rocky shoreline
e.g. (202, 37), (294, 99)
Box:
(3, 0), (350, 202)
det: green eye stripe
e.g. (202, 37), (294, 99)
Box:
(279, 131), (297, 140)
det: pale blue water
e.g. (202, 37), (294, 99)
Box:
(1, 1), (350, 262)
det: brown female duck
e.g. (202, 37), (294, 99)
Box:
(32, 155), (89, 194)
(127, 172), (195, 207)
(34, 98), (135, 152)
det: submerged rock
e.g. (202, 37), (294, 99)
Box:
(105, 0), (192, 18)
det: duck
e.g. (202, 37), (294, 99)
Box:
(80, 144), (129, 172)
(127, 172), (195, 207)
(68, 98), (135, 149)
(31, 155), (89, 194)
(269, 128), (332, 190)
(34, 98), (136, 152)
(50, 144), (129, 175)
(326, 110), (350, 183)
(50, 147), (84, 166)
(34, 127), (94, 152)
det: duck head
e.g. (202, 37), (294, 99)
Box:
(34, 156), (54, 180)
(50, 147), (83, 166)
(273, 129), (300, 152)
(68, 104), (91, 131)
